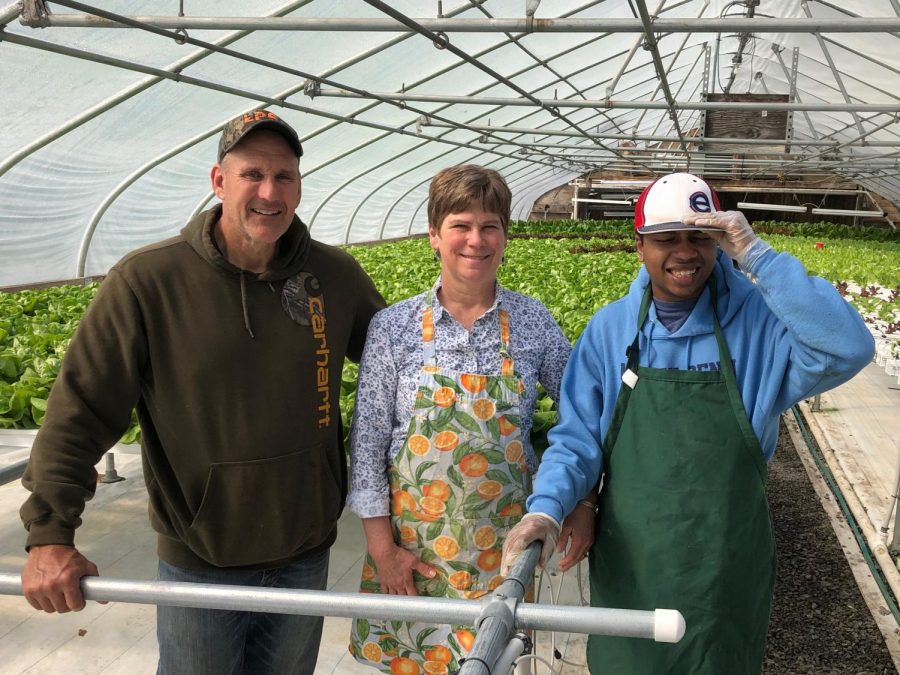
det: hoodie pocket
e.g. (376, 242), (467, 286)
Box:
(184, 444), (341, 567)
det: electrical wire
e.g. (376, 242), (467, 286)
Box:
(745, 34), (757, 94)
(515, 557), (590, 674)
(512, 653), (560, 674)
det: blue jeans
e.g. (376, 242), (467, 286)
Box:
(156, 549), (329, 675)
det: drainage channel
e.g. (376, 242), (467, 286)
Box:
(789, 404), (900, 624)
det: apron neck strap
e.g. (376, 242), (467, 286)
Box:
(422, 290), (514, 374)
(498, 308), (514, 376)
(626, 285), (654, 372)
(707, 275), (739, 389)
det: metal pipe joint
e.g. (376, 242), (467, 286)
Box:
(475, 592), (518, 633)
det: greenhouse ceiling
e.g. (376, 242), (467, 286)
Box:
(2, 0), (900, 286)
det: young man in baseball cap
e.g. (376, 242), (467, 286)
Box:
(502, 172), (874, 673)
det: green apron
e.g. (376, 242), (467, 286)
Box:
(587, 280), (775, 674)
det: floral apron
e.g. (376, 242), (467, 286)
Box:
(350, 292), (530, 675)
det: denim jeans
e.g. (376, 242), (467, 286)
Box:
(156, 549), (329, 675)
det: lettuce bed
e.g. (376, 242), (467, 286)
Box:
(2, 220), (897, 448)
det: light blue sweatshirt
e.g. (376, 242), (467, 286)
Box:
(528, 246), (875, 523)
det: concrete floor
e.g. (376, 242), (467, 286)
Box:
(0, 360), (895, 674)
(0, 447), (589, 674)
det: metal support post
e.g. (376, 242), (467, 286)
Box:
(889, 441), (900, 554)
(458, 542), (687, 673)
(786, 47), (799, 154)
(698, 44), (710, 155)
(459, 543), (540, 674)
(810, 394), (822, 412)
(98, 452), (126, 483)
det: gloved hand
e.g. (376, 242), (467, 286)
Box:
(500, 512), (561, 576)
(682, 210), (771, 270)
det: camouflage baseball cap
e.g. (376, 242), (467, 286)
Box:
(217, 109), (303, 162)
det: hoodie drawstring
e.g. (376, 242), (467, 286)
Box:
(239, 271), (255, 339)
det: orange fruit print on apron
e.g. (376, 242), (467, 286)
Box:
(350, 293), (530, 674)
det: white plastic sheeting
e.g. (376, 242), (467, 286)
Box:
(2, 0), (900, 285)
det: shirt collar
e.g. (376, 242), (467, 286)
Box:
(431, 275), (505, 322)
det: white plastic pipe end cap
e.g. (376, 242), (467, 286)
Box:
(653, 609), (686, 643)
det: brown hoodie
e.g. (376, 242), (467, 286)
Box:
(21, 206), (385, 569)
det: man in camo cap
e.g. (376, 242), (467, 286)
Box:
(20, 108), (385, 674)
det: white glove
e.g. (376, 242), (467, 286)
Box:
(682, 210), (771, 270)
(500, 513), (561, 576)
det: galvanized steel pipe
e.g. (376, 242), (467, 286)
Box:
(458, 544), (541, 674)
(0, 570), (685, 642)
(312, 89), (900, 113)
(0, 573), (479, 625)
(21, 15), (900, 34)
(0, 459), (27, 486)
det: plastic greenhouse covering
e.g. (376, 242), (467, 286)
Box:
(3, 0), (900, 287)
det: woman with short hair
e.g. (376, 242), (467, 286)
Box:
(348, 165), (595, 673)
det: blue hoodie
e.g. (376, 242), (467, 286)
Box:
(528, 246), (875, 524)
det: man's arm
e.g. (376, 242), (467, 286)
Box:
(347, 262), (386, 363)
(685, 211), (875, 407)
(503, 320), (608, 573)
(526, 322), (608, 524)
(20, 270), (147, 611)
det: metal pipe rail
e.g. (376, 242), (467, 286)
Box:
(420, 120), (900, 148)
(20, 15), (900, 34)
(0, 551), (685, 671)
(0, 459), (27, 486)
(311, 89), (900, 114)
(454, 543), (687, 673)
(0, 571), (683, 641)
(0, 1), (22, 26)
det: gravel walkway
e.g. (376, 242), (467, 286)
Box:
(765, 419), (896, 674)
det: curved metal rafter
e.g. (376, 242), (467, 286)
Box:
(360, 0), (656, 173)
(305, 2), (618, 232)
(2, 1), (900, 287)
(0, 0), (316, 178)
(18, 8), (616, 269)
(634, 0), (690, 162)
(68, 0), (623, 258)
(49, 1), (581, 172)
(468, 0), (627, 136)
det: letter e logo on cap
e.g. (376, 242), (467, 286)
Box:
(689, 191), (712, 213)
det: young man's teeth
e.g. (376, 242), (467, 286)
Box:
(671, 269), (695, 278)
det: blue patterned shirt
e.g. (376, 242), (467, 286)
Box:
(348, 279), (572, 519)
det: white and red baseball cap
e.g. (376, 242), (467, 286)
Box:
(634, 172), (721, 234)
